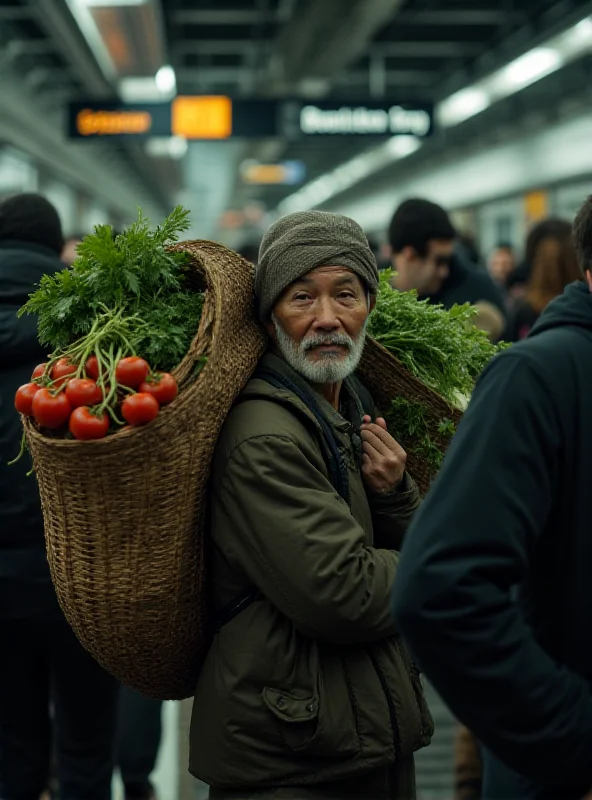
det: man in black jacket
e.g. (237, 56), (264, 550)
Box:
(0, 194), (119, 800)
(392, 195), (592, 799)
(389, 199), (506, 341)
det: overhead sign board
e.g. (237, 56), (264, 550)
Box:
(68, 98), (434, 140)
(241, 160), (306, 185)
(298, 104), (432, 137)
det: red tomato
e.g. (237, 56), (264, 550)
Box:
(115, 357), (150, 389)
(69, 407), (110, 440)
(32, 389), (72, 429)
(139, 373), (178, 406)
(85, 355), (101, 381)
(65, 379), (102, 408)
(15, 383), (41, 416)
(52, 358), (76, 388)
(121, 393), (159, 426)
(32, 363), (48, 380)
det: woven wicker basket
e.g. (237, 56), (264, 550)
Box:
(358, 338), (463, 496)
(23, 241), (267, 701)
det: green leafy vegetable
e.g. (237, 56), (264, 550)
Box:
(385, 397), (456, 472)
(370, 270), (509, 474)
(369, 270), (507, 407)
(19, 206), (203, 372)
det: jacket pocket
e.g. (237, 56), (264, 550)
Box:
(261, 675), (360, 759)
(262, 687), (319, 752)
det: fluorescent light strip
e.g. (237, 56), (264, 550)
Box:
(64, 0), (119, 79)
(82, 0), (149, 6)
(279, 14), (592, 215)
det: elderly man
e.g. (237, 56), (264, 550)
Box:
(190, 211), (432, 800)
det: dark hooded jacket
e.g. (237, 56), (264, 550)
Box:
(392, 281), (592, 799)
(0, 241), (63, 618)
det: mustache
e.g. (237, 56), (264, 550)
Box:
(301, 333), (354, 352)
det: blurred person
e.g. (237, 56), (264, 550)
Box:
(117, 688), (163, 800)
(389, 199), (506, 341)
(487, 243), (516, 288)
(505, 219), (582, 341)
(236, 240), (261, 265)
(0, 193), (119, 800)
(191, 211), (432, 799)
(61, 232), (86, 266)
(454, 726), (482, 800)
(367, 233), (391, 271)
(457, 232), (482, 269)
(391, 195), (592, 799)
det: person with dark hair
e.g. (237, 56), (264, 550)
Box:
(0, 194), (119, 800)
(117, 688), (162, 800)
(487, 243), (516, 289)
(236, 241), (261, 264)
(391, 194), (592, 800)
(389, 199), (506, 340)
(505, 219), (583, 341)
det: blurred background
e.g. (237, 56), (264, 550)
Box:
(1, 0), (592, 797)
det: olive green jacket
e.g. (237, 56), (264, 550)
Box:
(190, 353), (433, 789)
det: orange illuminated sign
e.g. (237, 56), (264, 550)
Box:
(77, 108), (152, 136)
(172, 96), (232, 140)
(524, 190), (549, 223)
(243, 164), (286, 184)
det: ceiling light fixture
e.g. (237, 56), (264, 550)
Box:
(497, 47), (562, 91)
(155, 65), (176, 95)
(437, 88), (490, 128)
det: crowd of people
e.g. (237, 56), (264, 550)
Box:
(1, 188), (591, 800)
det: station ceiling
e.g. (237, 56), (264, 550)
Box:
(0, 0), (591, 239)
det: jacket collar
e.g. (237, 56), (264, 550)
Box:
(246, 351), (355, 435)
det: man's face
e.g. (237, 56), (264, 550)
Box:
(393, 239), (455, 295)
(488, 247), (515, 283)
(267, 266), (373, 385)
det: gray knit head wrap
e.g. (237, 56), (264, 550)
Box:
(256, 211), (379, 321)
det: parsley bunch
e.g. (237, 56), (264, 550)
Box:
(368, 271), (505, 407)
(19, 206), (203, 372)
(368, 271), (508, 476)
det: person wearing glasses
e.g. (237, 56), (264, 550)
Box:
(389, 199), (506, 341)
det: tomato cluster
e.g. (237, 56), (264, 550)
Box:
(15, 355), (178, 441)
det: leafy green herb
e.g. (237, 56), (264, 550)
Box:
(19, 206), (203, 372)
(369, 271), (507, 408)
(386, 397), (457, 472)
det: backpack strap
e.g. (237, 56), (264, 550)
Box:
(214, 363), (352, 631)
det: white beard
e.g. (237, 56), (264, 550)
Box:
(272, 316), (367, 384)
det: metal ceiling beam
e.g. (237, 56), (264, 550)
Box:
(25, 0), (112, 97)
(177, 39), (479, 59)
(24, 0), (173, 211)
(177, 66), (435, 88)
(372, 42), (483, 57)
(173, 9), (270, 25)
(266, 0), (405, 89)
(395, 10), (525, 26)
(177, 40), (268, 56)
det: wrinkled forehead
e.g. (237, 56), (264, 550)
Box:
(289, 265), (364, 288)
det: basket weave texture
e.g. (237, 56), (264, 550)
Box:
(23, 241), (267, 700)
(358, 338), (463, 496)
